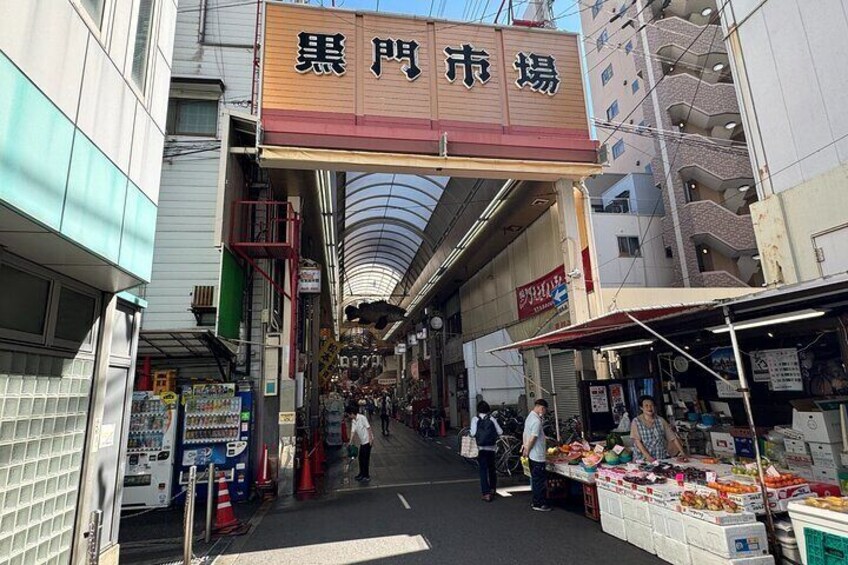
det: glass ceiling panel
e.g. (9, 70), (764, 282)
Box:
(341, 172), (449, 310)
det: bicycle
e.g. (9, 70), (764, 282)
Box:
(495, 435), (523, 476)
(417, 407), (443, 438)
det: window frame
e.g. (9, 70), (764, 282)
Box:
(166, 98), (221, 137)
(632, 79), (640, 94)
(127, 0), (159, 99)
(0, 253), (101, 353)
(606, 100), (620, 121)
(596, 29), (609, 52)
(612, 139), (625, 159)
(72, 0), (112, 41)
(617, 236), (642, 258)
(601, 64), (614, 86)
(592, 0), (605, 19)
(625, 40), (633, 55)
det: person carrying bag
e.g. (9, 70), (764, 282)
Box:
(470, 401), (503, 502)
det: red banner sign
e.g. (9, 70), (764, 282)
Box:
(515, 265), (566, 321)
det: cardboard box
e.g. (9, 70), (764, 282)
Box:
(710, 430), (736, 456)
(808, 441), (846, 468)
(791, 399), (846, 444)
(808, 481), (843, 498)
(683, 514), (768, 558)
(734, 436), (758, 459)
(783, 437), (810, 456)
(812, 464), (841, 484)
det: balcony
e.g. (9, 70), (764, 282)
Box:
(661, 74), (740, 117)
(672, 142), (754, 184)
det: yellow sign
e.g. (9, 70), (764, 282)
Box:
(278, 412), (296, 425)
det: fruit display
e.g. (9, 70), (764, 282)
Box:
(763, 473), (806, 489)
(624, 474), (667, 486)
(604, 451), (620, 465)
(680, 491), (740, 513)
(641, 463), (707, 484)
(805, 496), (848, 513)
(706, 481), (759, 495)
(582, 452), (603, 468)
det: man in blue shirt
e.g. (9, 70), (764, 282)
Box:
(522, 398), (550, 511)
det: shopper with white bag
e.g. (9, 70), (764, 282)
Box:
(469, 401), (503, 502)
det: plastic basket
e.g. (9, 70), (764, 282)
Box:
(805, 527), (848, 565)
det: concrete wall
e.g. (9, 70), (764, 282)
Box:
(593, 212), (675, 288)
(723, 0), (848, 284)
(463, 330), (525, 408)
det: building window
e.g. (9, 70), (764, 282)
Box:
(625, 40), (633, 55)
(612, 139), (625, 159)
(592, 0), (605, 18)
(0, 263), (51, 337)
(601, 64), (614, 86)
(131, 0), (155, 91)
(632, 79), (640, 93)
(606, 100), (619, 121)
(55, 287), (96, 345)
(166, 99), (219, 136)
(596, 29), (609, 52)
(79, 0), (106, 28)
(644, 162), (653, 174)
(665, 246), (673, 258)
(617, 236), (642, 258)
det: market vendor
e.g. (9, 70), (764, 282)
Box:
(630, 395), (685, 463)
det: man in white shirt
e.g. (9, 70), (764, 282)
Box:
(346, 405), (374, 482)
(522, 398), (550, 511)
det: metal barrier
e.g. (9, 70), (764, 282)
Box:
(183, 466), (197, 564)
(86, 509), (103, 565)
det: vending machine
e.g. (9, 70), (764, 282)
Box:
(122, 391), (179, 508)
(175, 382), (253, 502)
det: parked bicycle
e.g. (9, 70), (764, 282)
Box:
(417, 406), (443, 438)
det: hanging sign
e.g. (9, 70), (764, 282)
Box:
(763, 348), (803, 392)
(609, 383), (625, 424)
(298, 265), (321, 293)
(589, 385), (609, 413)
(750, 350), (771, 383)
(515, 265), (566, 321)
(394, 343), (406, 355)
(716, 379), (743, 399)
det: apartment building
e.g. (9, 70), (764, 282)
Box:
(0, 1), (175, 563)
(722, 0), (848, 285)
(582, 0), (762, 289)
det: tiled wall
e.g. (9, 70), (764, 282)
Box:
(0, 349), (94, 565)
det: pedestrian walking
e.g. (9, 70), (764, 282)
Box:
(379, 393), (392, 436)
(522, 398), (551, 511)
(470, 400), (502, 502)
(346, 405), (374, 482)
(366, 396), (375, 421)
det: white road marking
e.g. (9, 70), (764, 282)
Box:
(397, 493), (411, 510)
(444, 445), (452, 450)
(495, 485), (532, 497)
(335, 478), (476, 492)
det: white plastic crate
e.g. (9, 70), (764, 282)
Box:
(598, 485), (624, 519)
(601, 512), (627, 541)
(653, 532), (692, 565)
(625, 520), (656, 554)
(650, 504), (688, 544)
(688, 546), (775, 565)
(683, 514), (768, 559)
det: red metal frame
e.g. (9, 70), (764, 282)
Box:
(229, 200), (301, 379)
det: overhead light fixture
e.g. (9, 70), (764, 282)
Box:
(738, 185), (750, 192)
(599, 339), (655, 352)
(709, 309), (827, 334)
(752, 254), (761, 261)
(725, 121), (738, 130)
(702, 247), (709, 254)
(712, 62), (725, 72)
(701, 7), (713, 16)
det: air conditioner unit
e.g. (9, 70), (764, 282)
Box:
(192, 285), (215, 308)
(263, 333), (283, 397)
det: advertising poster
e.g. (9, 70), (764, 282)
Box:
(609, 383), (625, 424)
(764, 348), (803, 392)
(710, 347), (738, 378)
(589, 385), (609, 413)
(750, 350), (771, 383)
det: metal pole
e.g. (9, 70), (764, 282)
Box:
(723, 308), (779, 556)
(547, 347), (561, 443)
(86, 510), (103, 565)
(205, 463), (215, 544)
(184, 466), (197, 565)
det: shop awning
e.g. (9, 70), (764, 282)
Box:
(137, 330), (236, 361)
(487, 303), (714, 353)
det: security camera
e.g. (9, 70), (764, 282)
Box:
(568, 268), (582, 279)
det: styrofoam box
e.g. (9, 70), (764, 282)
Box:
(601, 512), (627, 541)
(653, 532), (692, 565)
(711, 431), (736, 456)
(598, 486), (624, 519)
(811, 464), (841, 484)
(625, 519), (656, 554)
(792, 407), (843, 444)
(650, 505), (688, 544)
(688, 546), (774, 565)
(808, 442), (845, 468)
(683, 514), (768, 559)
(784, 437), (810, 456)
(621, 494), (652, 526)
(788, 499), (848, 565)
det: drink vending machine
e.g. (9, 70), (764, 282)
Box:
(122, 391), (179, 508)
(175, 382), (253, 502)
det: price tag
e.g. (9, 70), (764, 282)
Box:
(706, 472), (717, 483)
(647, 473), (658, 482)
(766, 465), (780, 478)
(594, 444), (605, 454)
(675, 473), (685, 484)
(582, 441), (591, 451)
(613, 445), (625, 455)
(745, 463), (757, 471)
(625, 463), (639, 472)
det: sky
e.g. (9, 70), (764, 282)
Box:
(311, 0), (583, 33)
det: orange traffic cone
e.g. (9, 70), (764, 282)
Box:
(213, 476), (240, 533)
(439, 418), (447, 437)
(297, 446), (316, 494)
(341, 420), (349, 443)
(256, 444), (272, 488)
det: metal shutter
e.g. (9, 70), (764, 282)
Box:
(538, 351), (580, 422)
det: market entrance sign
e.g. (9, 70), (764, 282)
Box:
(516, 265), (566, 321)
(261, 3), (596, 163)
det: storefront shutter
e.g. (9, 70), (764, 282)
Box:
(537, 350), (580, 424)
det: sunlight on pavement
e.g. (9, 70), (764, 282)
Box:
(236, 534), (431, 564)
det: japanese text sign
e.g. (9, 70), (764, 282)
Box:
(515, 265), (566, 321)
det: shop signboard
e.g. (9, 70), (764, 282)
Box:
(394, 343), (406, 355)
(260, 3), (596, 164)
(516, 265), (566, 321)
(716, 379), (744, 399)
(762, 348), (803, 392)
(298, 264), (321, 293)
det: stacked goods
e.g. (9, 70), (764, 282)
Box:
(805, 496), (848, 512)
(707, 481), (759, 495)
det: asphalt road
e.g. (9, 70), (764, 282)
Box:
(215, 420), (665, 565)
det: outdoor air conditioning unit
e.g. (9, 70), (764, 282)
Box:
(263, 333), (283, 397)
(192, 285), (215, 308)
